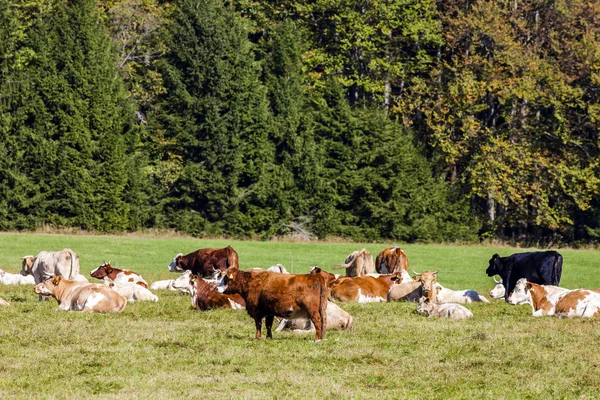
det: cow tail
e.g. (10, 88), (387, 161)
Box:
(319, 278), (327, 336)
(70, 250), (78, 279)
(552, 253), (563, 286)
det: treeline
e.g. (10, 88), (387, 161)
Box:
(0, 0), (598, 245)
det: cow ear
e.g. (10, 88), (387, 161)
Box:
(52, 275), (62, 285)
(525, 282), (533, 291)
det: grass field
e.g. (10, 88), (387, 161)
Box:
(1, 233), (600, 399)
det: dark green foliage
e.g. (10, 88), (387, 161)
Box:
(312, 79), (478, 242)
(0, 0), (139, 231)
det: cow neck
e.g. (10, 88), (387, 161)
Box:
(528, 283), (549, 311)
(51, 281), (72, 303)
(194, 279), (217, 297)
(106, 268), (121, 281)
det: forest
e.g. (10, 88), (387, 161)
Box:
(0, 0), (598, 245)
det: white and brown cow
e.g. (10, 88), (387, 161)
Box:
(507, 278), (570, 316)
(34, 275), (127, 312)
(275, 301), (353, 333)
(415, 296), (473, 319)
(332, 249), (375, 277)
(90, 262), (148, 288)
(328, 274), (401, 303)
(375, 247), (409, 274)
(0, 269), (35, 285)
(554, 290), (600, 318)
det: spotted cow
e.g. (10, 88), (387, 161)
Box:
(90, 262), (148, 288)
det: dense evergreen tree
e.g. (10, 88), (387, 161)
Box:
(149, 0), (278, 236)
(1, 0), (138, 231)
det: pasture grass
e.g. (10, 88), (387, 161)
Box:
(1, 233), (600, 398)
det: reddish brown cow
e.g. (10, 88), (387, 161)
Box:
(375, 247), (409, 274)
(168, 246), (239, 278)
(90, 262), (148, 288)
(221, 268), (328, 341)
(190, 274), (245, 311)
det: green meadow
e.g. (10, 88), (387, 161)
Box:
(1, 233), (600, 399)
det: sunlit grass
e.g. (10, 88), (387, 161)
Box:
(1, 233), (600, 398)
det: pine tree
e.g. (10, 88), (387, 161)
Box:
(11, 0), (137, 231)
(149, 0), (276, 236)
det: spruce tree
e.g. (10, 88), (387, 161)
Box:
(13, 0), (136, 231)
(150, 0), (276, 236)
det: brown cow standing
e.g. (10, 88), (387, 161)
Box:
(168, 246), (239, 278)
(190, 274), (245, 311)
(221, 268), (328, 341)
(375, 247), (409, 274)
(332, 249), (375, 277)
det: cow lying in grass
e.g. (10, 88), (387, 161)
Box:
(0, 269), (35, 285)
(108, 283), (159, 303)
(275, 301), (353, 333)
(90, 262), (148, 288)
(150, 279), (176, 290)
(489, 277), (506, 299)
(507, 278), (570, 316)
(189, 274), (245, 311)
(34, 275), (127, 312)
(554, 290), (600, 318)
(434, 282), (490, 304)
(415, 296), (473, 319)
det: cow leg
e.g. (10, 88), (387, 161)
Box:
(254, 315), (263, 340)
(309, 312), (324, 341)
(265, 315), (275, 339)
(503, 272), (511, 303)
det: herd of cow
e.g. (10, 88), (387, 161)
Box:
(0, 245), (597, 341)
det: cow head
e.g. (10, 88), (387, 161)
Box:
(507, 278), (531, 305)
(415, 296), (435, 316)
(170, 270), (193, 295)
(219, 267), (246, 295)
(33, 275), (62, 297)
(489, 277), (506, 299)
(485, 254), (502, 277)
(20, 255), (35, 276)
(412, 270), (438, 301)
(168, 253), (184, 272)
(90, 262), (113, 280)
(390, 270), (412, 284)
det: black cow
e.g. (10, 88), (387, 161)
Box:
(485, 251), (563, 302)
